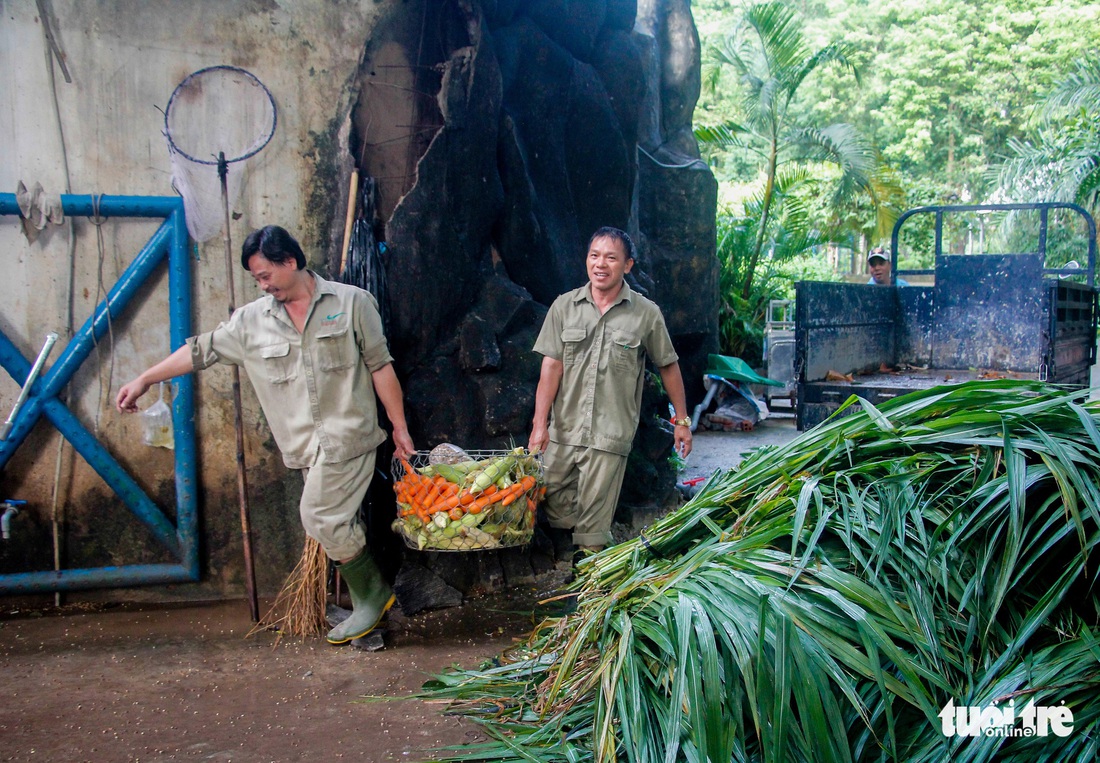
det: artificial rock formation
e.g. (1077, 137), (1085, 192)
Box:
(348, 0), (718, 597)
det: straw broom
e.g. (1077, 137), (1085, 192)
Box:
(249, 537), (330, 644)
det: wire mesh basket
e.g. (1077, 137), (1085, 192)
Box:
(390, 446), (543, 551)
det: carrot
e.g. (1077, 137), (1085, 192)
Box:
(412, 478), (433, 504)
(439, 491), (463, 511)
(423, 477), (446, 509)
(468, 490), (500, 514)
(422, 479), (461, 514)
(501, 484), (524, 506)
(502, 476), (539, 506)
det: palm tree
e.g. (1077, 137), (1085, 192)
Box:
(696, 2), (897, 298)
(715, 165), (825, 362)
(998, 55), (1100, 212)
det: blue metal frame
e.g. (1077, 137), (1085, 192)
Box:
(0, 194), (199, 593)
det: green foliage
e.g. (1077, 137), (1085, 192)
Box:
(714, 170), (826, 365)
(415, 382), (1100, 762)
(998, 54), (1100, 215)
(698, 0), (1100, 206)
(794, 0), (1100, 202)
(697, 2), (891, 299)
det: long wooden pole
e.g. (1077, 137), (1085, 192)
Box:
(219, 152), (260, 622)
(340, 170), (359, 277)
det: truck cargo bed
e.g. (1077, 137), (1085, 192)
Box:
(795, 203), (1098, 430)
(800, 368), (1037, 429)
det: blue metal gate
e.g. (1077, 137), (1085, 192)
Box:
(0, 194), (199, 593)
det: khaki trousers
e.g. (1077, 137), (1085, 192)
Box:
(542, 441), (627, 547)
(299, 449), (377, 561)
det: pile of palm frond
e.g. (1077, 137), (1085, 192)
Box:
(417, 380), (1100, 762)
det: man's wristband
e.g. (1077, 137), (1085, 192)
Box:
(671, 416), (692, 428)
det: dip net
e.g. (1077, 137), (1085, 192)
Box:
(163, 66), (277, 242)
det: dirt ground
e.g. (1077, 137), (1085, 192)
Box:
(0, 592), (550, 763)
(0, 416), (799, 763)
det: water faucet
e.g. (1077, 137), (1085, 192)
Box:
(1, 500), (26, 540)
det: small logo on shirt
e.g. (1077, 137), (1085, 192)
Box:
(320, 311), (346, 330)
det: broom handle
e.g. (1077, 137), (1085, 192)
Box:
(219, 152), (260, 623)
(339, 170), (359, 276)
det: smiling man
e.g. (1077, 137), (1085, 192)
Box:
(867, 246), (910, 286)
(117, 225), (414, 645)
(529, 227), (692, 563)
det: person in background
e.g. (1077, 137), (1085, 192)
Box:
(117, 225), (414, 645)
(528, 226), (692, 563)
(867, 246), (910, 286)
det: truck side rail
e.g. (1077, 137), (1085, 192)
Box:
(889, 202), (1097, 287)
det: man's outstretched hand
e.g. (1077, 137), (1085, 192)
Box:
(116, 378), (150, 413)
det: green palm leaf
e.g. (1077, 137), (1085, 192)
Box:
(414, 382), (1100, 762)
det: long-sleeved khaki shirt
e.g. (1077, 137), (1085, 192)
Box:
(533, 281), (678, 456)
(189, 271), (393, 468)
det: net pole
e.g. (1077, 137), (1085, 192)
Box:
(219, 151), (260, 623)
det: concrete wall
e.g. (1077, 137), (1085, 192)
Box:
(0, 0), (383, 602)
(0, 0), (720, 606)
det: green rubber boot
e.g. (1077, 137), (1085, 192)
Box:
(326, 550), (396, 645)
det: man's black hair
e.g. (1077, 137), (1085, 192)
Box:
(240, 225), (307, 271)
(589, 226), (636, 261)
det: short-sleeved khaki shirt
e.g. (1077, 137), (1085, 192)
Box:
(189, 271), (393, 469)
(533, 281), (678, 455)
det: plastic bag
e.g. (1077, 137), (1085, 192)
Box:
(141, 383), (174, 449)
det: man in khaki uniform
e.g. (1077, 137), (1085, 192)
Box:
(529, 227), (692, 558)
(117, 225), (414, 645)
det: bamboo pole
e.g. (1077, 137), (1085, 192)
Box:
(340, 170), (359, 276)
(218, 152), (260, 623)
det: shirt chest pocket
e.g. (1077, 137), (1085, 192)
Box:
(316, 326), (353, 372)
(611, 330), (642, 372)
(260, 342), (296, 384)
(561, 327), (587, 365)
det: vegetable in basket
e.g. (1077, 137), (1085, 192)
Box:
(392, 448), (544, 551)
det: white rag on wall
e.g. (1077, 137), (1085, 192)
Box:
(15, 181), (65, 242)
